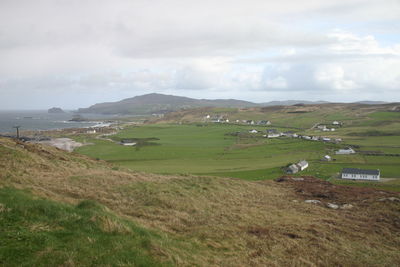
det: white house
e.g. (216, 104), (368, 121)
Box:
(322, 137), (331, 142)
(120, 140), (136, 146)
(322, 155), (332, 161)
(249, 129), (258, 133)
(341, 168), (380, 181)
(286, 160), (308, 174)
(336, 148), (355, 154)
(332, 121), (340, 125)
(267, 133), (280, 138)
(123, 142), (136, 146)
(297, 160), (309, 171)
(317, 125), (327, 130)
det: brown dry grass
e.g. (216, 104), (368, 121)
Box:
(1, 137), (400, 266)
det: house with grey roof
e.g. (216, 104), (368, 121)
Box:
(286, 160), (309, 174)
(286, 164), (300, 174)
(336, 147), (355, 154)
(341, 168), (380, 181)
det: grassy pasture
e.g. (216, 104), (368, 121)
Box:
(75, 122), (400, 191)
(76, 124), (331, 175)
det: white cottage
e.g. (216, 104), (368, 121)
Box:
(336, 148), (355, 154)
(322, 155), (332, 161)
(297, 160), (309, 171)
(341, 168), (380, 181)
(267, 133), (280, 138)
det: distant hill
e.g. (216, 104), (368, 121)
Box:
(48, 107), (65, 113)
(78, 93), (259, 114)
(77, 93), (392, 115)
(353, 101), (388, 105)
(260, 100), (330, 106)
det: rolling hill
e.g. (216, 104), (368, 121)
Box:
(77, 93), (259, 115)
(77, 93), (340, 115)
(1, 137), (400, 266)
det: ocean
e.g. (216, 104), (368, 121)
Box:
(0, 111), (118, 134)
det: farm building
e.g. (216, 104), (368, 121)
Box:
(286, 164), (299, 174)
(322, 155), (332, 161)
(257, 120), (271, 125)
(267, 133), (280, 138)
(286, 160), (309, 174)
(341, 168), (380, 181)
(266, 129), (278, 134)
(249, 129), (258, 133)
(336, 148), (355, 154)
(297, 160), (309, 170)
(120, 140), (136, 146)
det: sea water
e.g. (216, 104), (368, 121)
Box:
(0, 111), (117, 134)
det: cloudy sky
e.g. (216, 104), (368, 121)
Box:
(0, 0), (399, 109)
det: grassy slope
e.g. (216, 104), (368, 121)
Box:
(75, 116), (400, 191)
(1, 137), (400, 266)
(0, 188), (162, 267)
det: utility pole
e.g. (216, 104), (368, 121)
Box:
(13, 125), (20, 139)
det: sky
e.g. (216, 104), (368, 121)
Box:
(0, 0), (399, 109)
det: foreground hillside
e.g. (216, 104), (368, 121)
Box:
(1, 137), (400, 266)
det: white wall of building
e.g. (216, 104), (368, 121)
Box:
(342, 173), (380, 180)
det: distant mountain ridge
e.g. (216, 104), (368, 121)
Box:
(78, 93), (258, 114)
(77, 93), (388, 115)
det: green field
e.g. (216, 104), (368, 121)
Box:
(74, 121), (400, 191)
(76, 124), (328, 174)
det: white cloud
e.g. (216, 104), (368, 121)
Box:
(0, 0), (399, 108)
(314, 65), (359, 90)
(265, 76), (288, 89)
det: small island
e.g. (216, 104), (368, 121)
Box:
(68, 114), (87, 122)
(48, 107), (65, 113)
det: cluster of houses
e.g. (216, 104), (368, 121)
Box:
(205, 115), (272, 125)
(317, 125), (336, 132)
(286, 160), (309, 174)
(314, 121), (342, 132)
(284, 160), (380, 181)
(246, 128), (343, 143)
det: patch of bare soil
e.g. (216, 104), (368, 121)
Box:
(275, 176), (399, 204)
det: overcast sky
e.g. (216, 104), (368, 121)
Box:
(0, 0), (399, 109)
